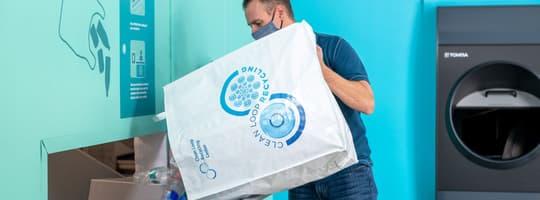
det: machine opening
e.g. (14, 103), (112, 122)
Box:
(453, 108), (540, 160)
(448, 62), (540, 168)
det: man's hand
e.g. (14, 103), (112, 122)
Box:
(316, 45), (328, 71)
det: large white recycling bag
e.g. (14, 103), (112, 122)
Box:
(163, 21), (358, 199)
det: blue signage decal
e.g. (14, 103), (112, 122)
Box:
(58, 0), (112, 97)
(120, 0), (155, 118)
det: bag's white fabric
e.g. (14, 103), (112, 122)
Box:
(163, 21), (358, 200)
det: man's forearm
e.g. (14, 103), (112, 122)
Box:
(321, 66), (375, 114)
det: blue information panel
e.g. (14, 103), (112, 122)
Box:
(120, 0), (155, 118)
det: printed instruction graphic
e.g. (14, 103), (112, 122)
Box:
(130, 40), (146, 78)
(120, 0), (155, 118)
(130, 0), (145, 16)
(58, 0), (111, 97)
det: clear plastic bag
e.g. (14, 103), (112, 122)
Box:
(133, 157), (186, 200)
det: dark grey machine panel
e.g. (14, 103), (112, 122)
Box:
(437, 5), (540, 200)
(438, 6), (540, 45)
(437, 45), (540, 192)
(438, 191), (540, 200)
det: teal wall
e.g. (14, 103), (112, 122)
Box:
(171, 0), (252, 78)
(293, 1), (422, 200)
(0, 0), (170, 199)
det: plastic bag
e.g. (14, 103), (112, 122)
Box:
(162, 21), (357, 200)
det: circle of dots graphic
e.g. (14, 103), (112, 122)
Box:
(229, 75), (260, 108)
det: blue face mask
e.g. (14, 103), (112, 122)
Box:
(252, 9), (283, 40)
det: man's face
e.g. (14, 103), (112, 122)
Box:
(245, 1), (274, 34)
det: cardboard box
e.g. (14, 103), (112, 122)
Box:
(48, 150), (124, 200)
(87, 133), (179, 200)
(88, 177), (165, 200)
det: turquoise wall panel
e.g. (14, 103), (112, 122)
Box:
(292, 1), (422, 199)
(0, 0), (171, 199)
(171, 0), (252, 79)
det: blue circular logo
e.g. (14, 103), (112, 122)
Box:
(260, 103), (296, 139)
(260, 93), (306, 145)
(220, 67), (305, 148)
(199, 162), (217, 179)
(220, 67), (269, 116)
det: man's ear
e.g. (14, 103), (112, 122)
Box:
(276, 4), (286, 19)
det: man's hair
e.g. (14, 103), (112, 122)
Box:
(243, 0), (295, 19)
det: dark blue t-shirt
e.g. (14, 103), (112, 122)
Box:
(316, 32), (372, 166)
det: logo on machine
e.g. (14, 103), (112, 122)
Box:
(444, 52), (469, 59)
(220, 66), (306, 148)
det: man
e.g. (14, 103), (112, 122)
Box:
(243, 0), (377, 200)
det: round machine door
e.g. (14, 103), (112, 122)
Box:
(448, 62), (540, 169)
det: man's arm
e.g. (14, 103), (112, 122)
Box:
(317, 46), (375, 114)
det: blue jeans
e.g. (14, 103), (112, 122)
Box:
(289, 163), (378, 200)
